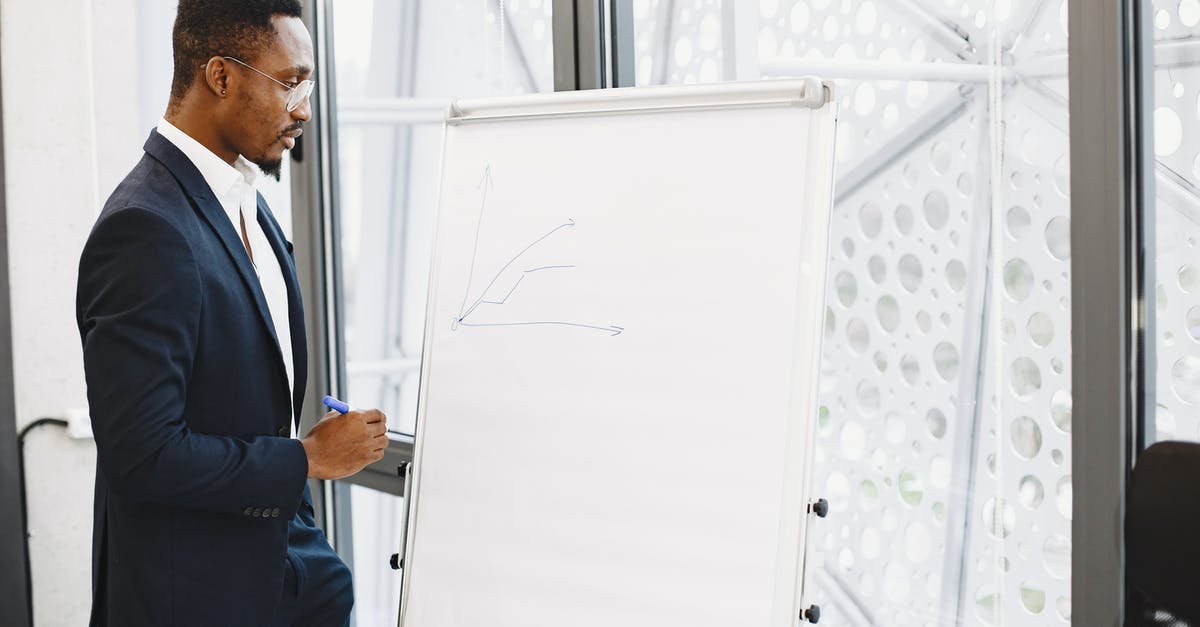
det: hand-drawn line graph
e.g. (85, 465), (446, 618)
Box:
(451, 165), (623, 336)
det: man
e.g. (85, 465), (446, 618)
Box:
(76, 2), (385, 625)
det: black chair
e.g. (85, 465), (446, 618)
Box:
(1127, 441), (1200, 626)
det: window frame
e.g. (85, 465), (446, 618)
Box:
(1067, 0), (1155, 623)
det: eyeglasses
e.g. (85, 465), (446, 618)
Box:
(207, 56), (314, 112)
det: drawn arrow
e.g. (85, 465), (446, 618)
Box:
(456, 165), (496, 326)
(456, 321), (627, 336)
(477, 164), (494, 191)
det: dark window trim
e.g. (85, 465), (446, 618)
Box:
(0, 40), (34, 627)
(289, 0), (349, 544)
(1068, 0), (1154, 623)
(554, 0), (635, 91)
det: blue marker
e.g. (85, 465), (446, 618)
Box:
(322, 395), (350, 414)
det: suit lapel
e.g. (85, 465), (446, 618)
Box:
(256, 195), (309, 430)
(143, 131), (290, 400)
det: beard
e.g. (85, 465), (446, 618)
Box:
(254, 123), (302, 181)
(255, 156), (283, 181)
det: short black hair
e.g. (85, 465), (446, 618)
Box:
(170, 0), (303, 103)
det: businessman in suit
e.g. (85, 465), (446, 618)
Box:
(76, 2), (385, 625)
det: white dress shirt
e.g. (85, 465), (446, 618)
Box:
(157, 118), (296, 438)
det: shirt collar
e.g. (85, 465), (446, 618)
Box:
(157, 117), (259, 206)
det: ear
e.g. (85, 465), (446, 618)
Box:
(202, 56), (230, 98)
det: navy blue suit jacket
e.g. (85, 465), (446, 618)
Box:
(77, 130), (312, 626)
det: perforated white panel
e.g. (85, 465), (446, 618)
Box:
(958, 87), (1073, 627)
(633, 1), (1077, 625)
(816, 107), (990, 625)
(633, 0), (725, 85)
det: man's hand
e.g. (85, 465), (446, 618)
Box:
(300, 409), (388, 480)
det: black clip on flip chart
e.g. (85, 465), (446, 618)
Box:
(800, 497), (829, 623)
(390, 462), (414, 571)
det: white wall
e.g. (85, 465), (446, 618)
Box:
(2, 1), (292, 624)
(2, 0), (114, 621)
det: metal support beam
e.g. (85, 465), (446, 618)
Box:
(894, 0), (978, 62)
(833, 89), (974, 204)
(0, 39), (33, 627)
(1129, 0), (1156, 485)
(1069, 0), (1153, 623)
(1153, 36), (1200, 69)
(553, 0), (635, 91)
(553, 0), (584, 90)
(761, 57), (1002, 83)
(291, 0), (346, 541)
(608, 0), (635, 88)
(1018, 37), (1200, 80)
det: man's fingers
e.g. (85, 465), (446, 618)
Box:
(357, 410), (388, 434)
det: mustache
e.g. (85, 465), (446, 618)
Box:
(278, 123), (304, 138)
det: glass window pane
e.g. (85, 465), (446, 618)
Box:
(335, 0), (557, 437)
(331, 1), (556, 623)
(634, 2), (1072, 624)
(1151, 0), (1200, 443)
(347, 484), (405, 627)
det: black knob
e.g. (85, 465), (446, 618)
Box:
(809, 498), (829, 518)
(397, 465), (407, 479)
(802, 604), (821, 624)
(390, 553), (403, 570)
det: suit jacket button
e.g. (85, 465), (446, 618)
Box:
(271, 508), (280, 518)
(243, 507), (253, 517)
(253, 507), (263, 518)
(277, 425), (288, 437)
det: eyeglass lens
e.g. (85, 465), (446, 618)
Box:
(287, 81), (314, 112)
